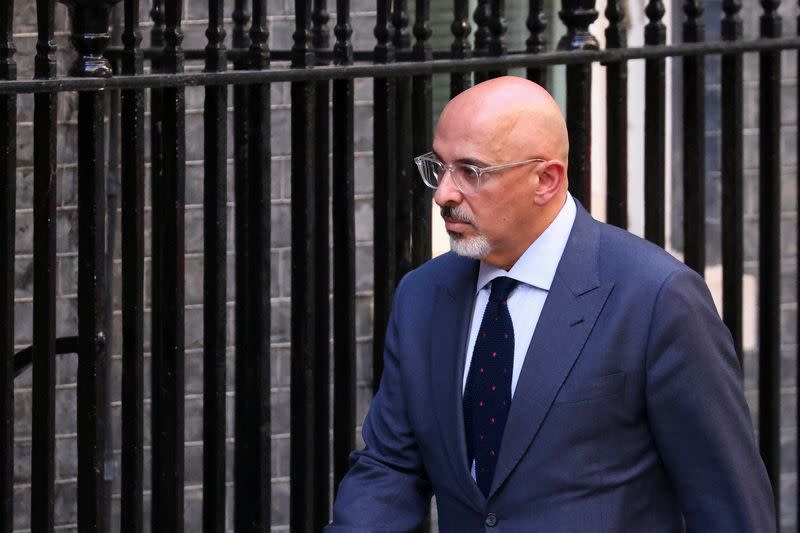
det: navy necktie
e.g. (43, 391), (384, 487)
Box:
(463, 276), (518, 497)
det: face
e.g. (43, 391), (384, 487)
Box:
(432, 105), (543, 270)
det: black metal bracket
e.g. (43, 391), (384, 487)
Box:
(14, 336), (79, 377)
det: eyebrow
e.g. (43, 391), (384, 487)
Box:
(431, 150), (489, 167)
(456, 157), (486, 166)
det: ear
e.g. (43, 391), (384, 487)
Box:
(533, 160), (567, 206)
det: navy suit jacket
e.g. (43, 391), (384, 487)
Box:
(328, 203), (775, 532)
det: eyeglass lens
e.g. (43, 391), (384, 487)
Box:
(417, 158), (479, 192)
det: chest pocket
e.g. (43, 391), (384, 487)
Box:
(554, 371), (626, 404)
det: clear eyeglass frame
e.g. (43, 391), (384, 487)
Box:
(413, 152), (546, 194)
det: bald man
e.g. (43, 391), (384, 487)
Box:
(327, 77), (774, 532)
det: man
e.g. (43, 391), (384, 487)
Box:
(327, 76), (774, 532)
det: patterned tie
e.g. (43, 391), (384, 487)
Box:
(463, 276), (518, 497)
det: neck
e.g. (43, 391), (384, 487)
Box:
(486, 193), (566, 270)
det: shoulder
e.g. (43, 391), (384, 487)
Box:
(593, 220), (696, 290)
(395, 251), (476, 296)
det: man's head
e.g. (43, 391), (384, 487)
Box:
(428, 76), (569, 270)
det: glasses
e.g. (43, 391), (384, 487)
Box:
(414, 152), (546, 194)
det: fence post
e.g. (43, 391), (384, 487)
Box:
(681, 0), (705, 273)
(31, 1), (59, 529)
(372, 0), (398, 391)
(150, 0), (187, 529)
(312, 0), (332, 525)
(290, 0), (320, 527)
(202, 0), (228, 530)
(473, 0), (491, 83)
(331, 0), (356, 502)
(119, 0), (146, 528)
(758, 0), (782, 517)
(392, 0), (414, 282)
(450, 0), (472, 96)
(720, 0), (744, 363)
(525, 0), (547, 87)
(231, 0), (253, 527)
(0, 2), (14, 531)
(60, 1), (120, 530)
(557, 0), (598, 210)
(643, 0), (667, 246)
(487, 0), (507, 78)
(234, 0), (272, 529)
(604, 0), (627, 229)
(411, 0), (432, 267)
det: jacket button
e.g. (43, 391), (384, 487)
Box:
(485, 513), (498, 527)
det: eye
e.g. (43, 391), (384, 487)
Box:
(458, 164), (481, 183)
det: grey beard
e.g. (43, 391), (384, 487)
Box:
(440, 205), (491, 259)
(449, 232), (491, 259)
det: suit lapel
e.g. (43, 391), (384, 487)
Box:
(489, 203), (614, 498)
(428, 258), (485, 508)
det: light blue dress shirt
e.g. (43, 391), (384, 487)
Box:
(462, 193), (577, 398)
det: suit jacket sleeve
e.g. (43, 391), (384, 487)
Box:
(327, 274), (433, 532)
(645, 268), (776, 532)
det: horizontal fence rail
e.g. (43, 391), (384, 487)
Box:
(1, 39), (800, 93)
(1, 0), (798, 532)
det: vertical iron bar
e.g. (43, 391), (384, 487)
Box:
(332, 0), (356, 500)
(120, 0), (145, 528)
(312, 0), (332, 525)
(411, 7), (433, 529)
(412, 1), (432, 266)
(795, 0), (800, 524)
(758, 0), (781, 514)
(557, 0), (598, 210)
(525, 0), (547, 87)
(682, 0), (705, 274)
(63, 1), (116, 529)
(392, 0), (412, 55)
(644, 0), (666, 246)
(76, 83), (109, 533)
(31, 0), (58, 530)
(487, 0), (507, 78)
(231, 0), (253, 528)
(151, 0), (186, 530)
(203, 0), (227, 530)
(393, 0), (413, 282)
(450, 0), (472, 96)
(372, 0), (397, 390)
(235, 0), (272, 529)
(604, 0), (627, 229)
(291, 0), (318, 526)
(0, 0), (13, 529)
(104, 14), (121, 525)
(721, 0), (743, 363)
(148, 17), (165, 525)
(473, 0), (491, 83)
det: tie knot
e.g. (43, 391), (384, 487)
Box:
(489, 276), (518, 302)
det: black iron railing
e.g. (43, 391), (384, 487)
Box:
(1, 0), (798, 532)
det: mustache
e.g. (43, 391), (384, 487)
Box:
(440, 206), (476, 225)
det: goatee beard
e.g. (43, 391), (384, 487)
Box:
(440, 206), (490, 259)
(449, 232), (491, 259)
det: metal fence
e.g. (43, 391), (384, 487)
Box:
(1, 0), (798, 531)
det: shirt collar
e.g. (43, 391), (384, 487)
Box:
(475, 193), (577, 294)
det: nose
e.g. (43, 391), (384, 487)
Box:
(434, 167), (462, 207)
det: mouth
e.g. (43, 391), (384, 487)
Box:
(443, 218), (473, 234)
(440, 206), (475, 234)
